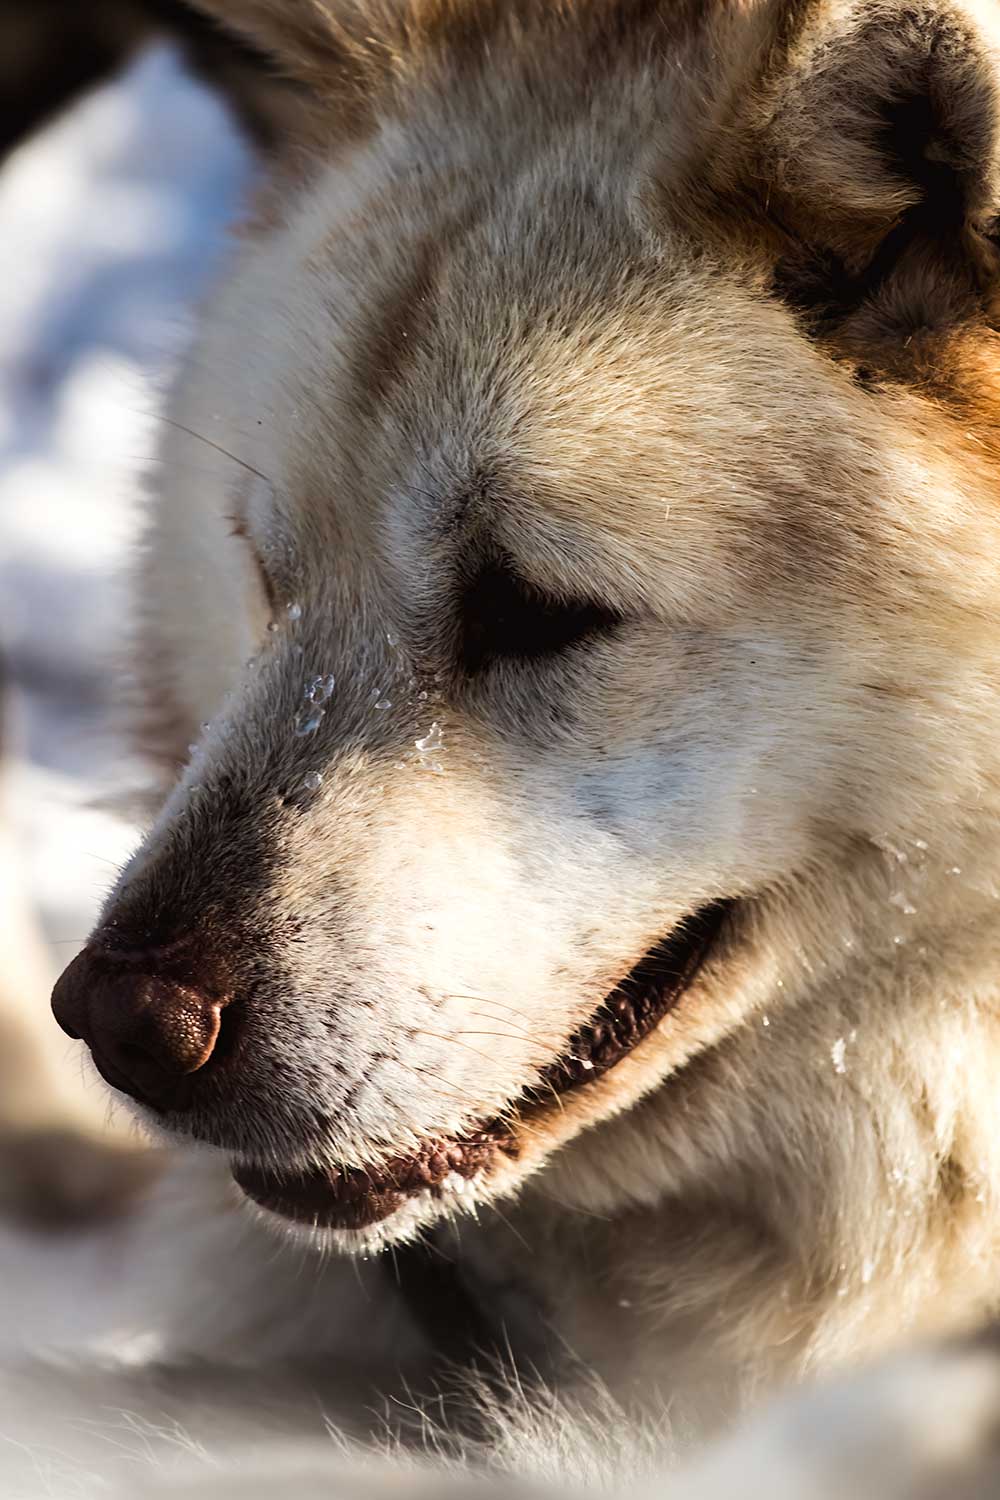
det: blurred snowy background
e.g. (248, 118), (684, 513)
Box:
(0, 43), (249, 959)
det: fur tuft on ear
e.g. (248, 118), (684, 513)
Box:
(183, 0), (508, 110)
(183, 0), (523, 140)
(189, 0), (535, 153)
(184, 1), (349, 89)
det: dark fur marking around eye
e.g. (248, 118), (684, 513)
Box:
(459, 557), (622, 674)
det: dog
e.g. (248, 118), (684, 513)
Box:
(9, 0), (1000, 1490)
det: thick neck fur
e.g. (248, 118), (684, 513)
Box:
(467, 827), (1000, 1431)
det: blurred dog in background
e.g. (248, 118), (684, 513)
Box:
(0, 647), (152, 1225)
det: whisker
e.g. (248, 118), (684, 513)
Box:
(439, 1027), (567, 1051)
(437, 992), (545, 1025)
(377, 1054), (492, 1111)
(405, 1027), (545, 1070)
(457, 1006), (561, 1043)
(156, 414), (273, 487)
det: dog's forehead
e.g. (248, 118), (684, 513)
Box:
(257, 183), (632, 565)
(244, 138), (861, 616)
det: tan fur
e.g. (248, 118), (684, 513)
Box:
(49, 0), (1000, 1456)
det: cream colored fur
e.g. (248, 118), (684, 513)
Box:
(8, 0), (1000, 1492)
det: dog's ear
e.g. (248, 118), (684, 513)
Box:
(185, 1), (351, 94)
(711, 0), (1000, 356)
(183, 1), (400, 139)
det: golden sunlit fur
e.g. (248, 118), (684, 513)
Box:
(15, 0), (1000, 1491)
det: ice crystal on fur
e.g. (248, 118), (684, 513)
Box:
(294, 706), (325, 736)
(414, 723), (443, 756)
(305, 674), (336, 706)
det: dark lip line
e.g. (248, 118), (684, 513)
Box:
(532, 898), (733, 1100)
(232, 899), (733, 1231)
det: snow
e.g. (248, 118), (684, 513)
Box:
(0, 43), (250, 954)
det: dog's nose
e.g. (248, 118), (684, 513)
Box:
(51, 944), (226, 1111)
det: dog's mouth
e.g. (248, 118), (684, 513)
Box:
(232, 901), (731, 1233)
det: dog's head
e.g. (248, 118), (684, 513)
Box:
(54, 0), (1000, 1248)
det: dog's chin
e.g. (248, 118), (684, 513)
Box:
(232, 901), (731, 1250)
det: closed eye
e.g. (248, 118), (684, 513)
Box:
(460, 557), (622, 674)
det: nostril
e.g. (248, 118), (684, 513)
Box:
(145, 986), (222, 1075)
(51, 942), (233, 1112)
